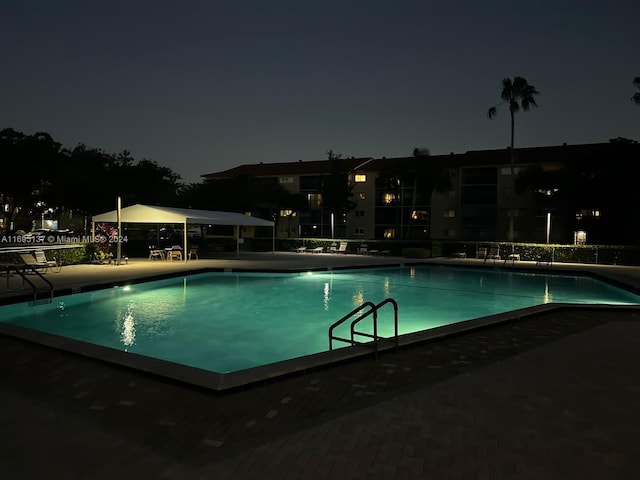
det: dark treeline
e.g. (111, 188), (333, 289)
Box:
(0, 128), (183, 233)
(0, 128), (309, 234)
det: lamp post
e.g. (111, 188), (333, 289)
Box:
(545, 211), (552, 244)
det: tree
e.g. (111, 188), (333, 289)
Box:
(412, 147), (430, 157)
(117, 158), (182, 206)
(0, 129), (63, 232)
(487, 76), (540, 241)
(374, 149), (451, 239)
(1, 128), (185, 234)
(632, 77), (640, 105)
(320, 150), (356, 238)
(514, 143), (639, 244)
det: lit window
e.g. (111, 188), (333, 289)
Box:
(279, 177), (294, 184)
(358, 192), (366, 200)
(307, 193), (322, 208)
(576, 209), (600, 220)
(279, 209), (296, 217)
(536, 188), (560, 196)
(354, 174), (367, 183)
(574, 230), (587, 244)
(411, 210), (428, 221)
(354, 227), (365, 235)
(383, 229), (395, 239)
(443, 210), (455, 218)
(383, 193), (396, 204)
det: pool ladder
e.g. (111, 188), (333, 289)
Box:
(328, 298), (399, 359)
(16, 268), (54, 304)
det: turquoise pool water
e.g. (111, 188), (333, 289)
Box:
(1, 266), (638, 373)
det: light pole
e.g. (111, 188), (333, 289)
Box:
(545, 211), (552, 244)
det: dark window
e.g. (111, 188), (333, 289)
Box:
(299, 175), (323, 190)
(461, 167), (497, 185)
(461, 185), (497, 204)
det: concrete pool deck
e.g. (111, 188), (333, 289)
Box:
(1, 252), (640, 478)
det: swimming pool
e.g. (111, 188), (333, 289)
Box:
(1, 266), (638, 379)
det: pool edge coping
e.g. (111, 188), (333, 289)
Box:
(1, 302), (639, 392)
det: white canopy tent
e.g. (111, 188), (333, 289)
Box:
(91, 204), (275, 261)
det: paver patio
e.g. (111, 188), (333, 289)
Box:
(1, 253), (639, 479)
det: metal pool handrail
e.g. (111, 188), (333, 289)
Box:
(14, 266), (53, 303)
(328, 298), (399, 359)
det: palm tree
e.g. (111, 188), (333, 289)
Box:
(487, 76), (540, 241)
(632, 77), (640, 105)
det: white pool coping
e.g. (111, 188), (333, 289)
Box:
(1, 302), (639, 392)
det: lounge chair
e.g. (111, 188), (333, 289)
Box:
(336, 242), (348, 254)
(536, 251), (553, 267)
(358, 244), (368, 255)
(34, 251), (60, 272)
(19, 253), (49, 273)
(295, 246), (307, 253)
(187, 246), (199, 260)
(167, 246), (183, 261)
(484, 247), (501, 263)
(504, 253), (520, 265)
(329, 243), (338, 253)
(310, 246), (323, 253)
(476, 247), (488, 260)
(149, 246), (165, 260)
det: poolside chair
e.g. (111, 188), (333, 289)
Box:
(149, 246), (164, 260)
(476, 247), (488, 260)
(536, 251), (553, 267)
(336, 242), (348, 254)
(329, 242), (338, 253)
(484, 247), (501, 263)
(358, 244), (368, 255)
(310, 246), (323, 253)
(504, 253), (520, 265)
(34, 251), (60, 272)
(19, 253), (49, 273)
(295, 246), (307, 253)
(187, 246), (199, 260)
(167, 246), (183, 261)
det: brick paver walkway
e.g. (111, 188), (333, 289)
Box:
(2, 305), (639, 479)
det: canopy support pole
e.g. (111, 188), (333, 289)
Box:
(183, 221), (188, 262)
(235, 225), (240, 258)
(116, 196), (122, 266)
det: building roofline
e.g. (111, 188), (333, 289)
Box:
(201, 141), (639, 179)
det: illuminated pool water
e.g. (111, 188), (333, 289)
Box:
(1, 266), (638, 373)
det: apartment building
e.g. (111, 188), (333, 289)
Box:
(202, 141), (640, 245)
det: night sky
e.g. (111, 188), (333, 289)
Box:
(2, 0), (638, 183)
